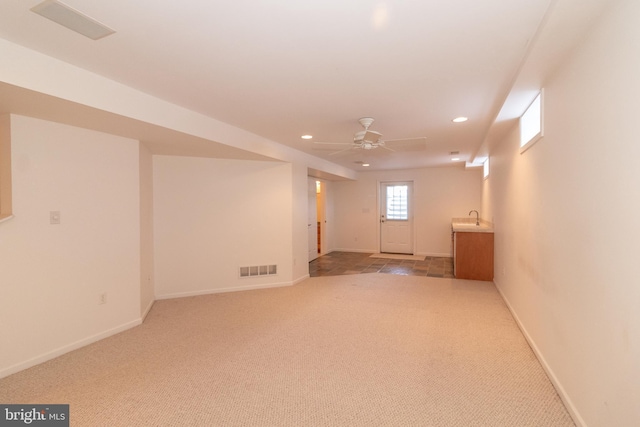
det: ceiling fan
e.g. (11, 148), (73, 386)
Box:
(312, 117), (426, 154)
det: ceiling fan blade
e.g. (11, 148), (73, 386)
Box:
(363, 130), (382, 142)
(383, 137), (427, 143)
(328, 147), (356, 156)
(381, 137), (427, 152)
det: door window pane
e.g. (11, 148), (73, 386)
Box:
(386, 185), (408, 220)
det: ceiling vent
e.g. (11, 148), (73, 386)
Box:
(31, 0), (115, 40)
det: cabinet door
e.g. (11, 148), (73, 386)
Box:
(455, 232), (494, 281)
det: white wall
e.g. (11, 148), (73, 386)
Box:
(484, 1), (640, 425)
(332, 166), (482, 256)
(153, 156), (295, 299)
(291, 163), (310, 283)
(139, 143), (154, 317)
(0, 114), (11, 219)
(0, 115), (142, 377)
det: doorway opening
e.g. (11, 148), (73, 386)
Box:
(308, 178), (327, 261)
(308, 178), (318, 262)
(316, 180), (325, 255)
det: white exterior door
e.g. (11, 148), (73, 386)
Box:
(380, 182), (413, 254)
(308, 178), (319, 261)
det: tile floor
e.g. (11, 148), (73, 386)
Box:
(309, 251), (454, 278)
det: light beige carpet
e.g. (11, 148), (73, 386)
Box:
(0, 274), (574, 426)
(369, 253), (426, 261)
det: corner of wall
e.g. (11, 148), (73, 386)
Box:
(0, 113), (12, 218)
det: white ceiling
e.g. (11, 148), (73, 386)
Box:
(0, 0), (614, 171)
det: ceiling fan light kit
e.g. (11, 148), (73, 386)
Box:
(354, 129), (383, 145)
(354, 118), (383, 148)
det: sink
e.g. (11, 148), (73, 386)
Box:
(453, 224), (482, 231)
(451, 219), (493, 232)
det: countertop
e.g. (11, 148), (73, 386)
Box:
(451, 218), (494, 233)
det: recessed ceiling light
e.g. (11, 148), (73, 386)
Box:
(301, 135), (313, 140)
(31, 0), (115, 40)
(452, 117), (468, 123)
(451, 157), (460, 161)
(362, 163), (370, 167)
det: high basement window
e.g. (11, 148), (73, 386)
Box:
(520, 90), (544, 153)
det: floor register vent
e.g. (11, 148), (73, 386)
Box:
(239, 265), (277, 278)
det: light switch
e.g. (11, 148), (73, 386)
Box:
(50, 211), (61, 224)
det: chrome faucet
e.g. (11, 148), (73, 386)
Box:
(469, 210), (479, 226)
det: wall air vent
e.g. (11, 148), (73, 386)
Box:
(239, 265), (277, 278)
(31, 0), (115, 40)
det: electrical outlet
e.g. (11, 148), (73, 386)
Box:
(99, 293), (107, 305)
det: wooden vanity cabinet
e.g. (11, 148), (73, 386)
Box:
(454, 232), (494, 281)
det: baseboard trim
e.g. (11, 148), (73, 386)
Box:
(292, 274), (310, 285)
(141, 299), (155, 321)
(0, 318), (142, 379)
(494, 281), (586, 427)
(155, 280), (295, 300)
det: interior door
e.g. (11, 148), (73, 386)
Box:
(380, 182), (413, 254)
(308, 178), (319, 261)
